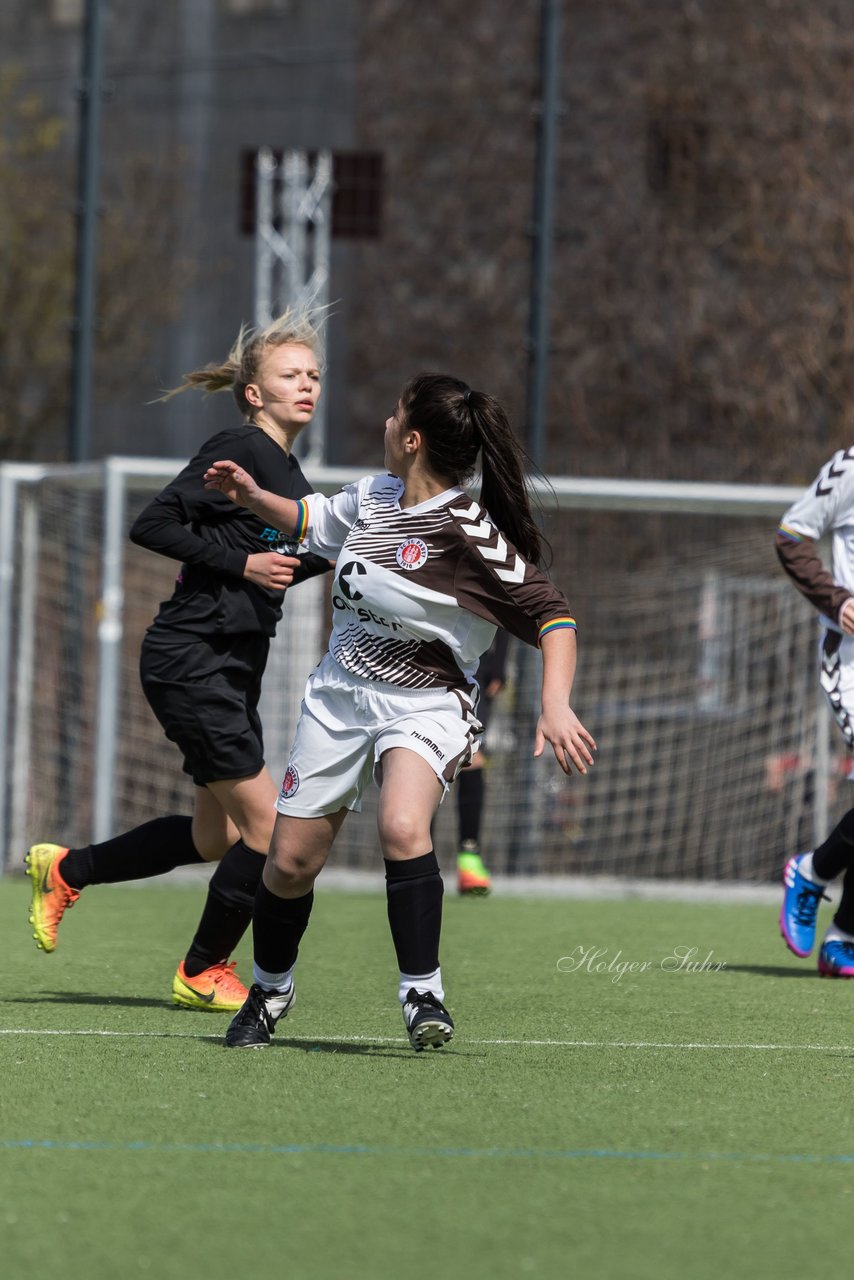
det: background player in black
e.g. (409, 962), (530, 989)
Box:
(25, 308), (331, 1010)
(455, 629), (510, 895)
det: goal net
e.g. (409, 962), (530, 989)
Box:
(0, 461), (841, 882)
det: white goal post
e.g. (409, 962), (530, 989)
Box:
(0, 458), (839, 882)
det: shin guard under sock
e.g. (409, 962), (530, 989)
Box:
(813, 808), (854, 881)
(183, 839), (265, 977)
(832, 874), (854, 936)
(61, 815), (203, 890)
(385, 851), (443, 976)
(251, 880), (315, 977)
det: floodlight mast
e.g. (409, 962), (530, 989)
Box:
(253, 147), (333, 467)
(69, 0), (106, 463)
(526, 0), (562, 471)
(514, 0), (563, 872)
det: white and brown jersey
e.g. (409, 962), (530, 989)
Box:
(776, 447), (854, 629)
(298, 474), (575, 691)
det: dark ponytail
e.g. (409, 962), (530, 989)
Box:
(399, 373), (546, 566)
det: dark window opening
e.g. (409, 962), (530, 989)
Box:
(645, 86), (709, 199)
(240, 150), (384, 239)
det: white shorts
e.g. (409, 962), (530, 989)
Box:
(276, 653), (482, 818)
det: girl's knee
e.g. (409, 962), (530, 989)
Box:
(265, 852), (312, 896)
(380, 810), (432, 858)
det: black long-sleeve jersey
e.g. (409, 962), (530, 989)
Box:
(130, 424), (330, 637)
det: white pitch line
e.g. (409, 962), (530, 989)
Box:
(0, 1028), (852, 1052)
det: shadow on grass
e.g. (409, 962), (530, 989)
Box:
(1, 995), (465, 1056)
(723, 964), (820, 979)
(270, 1038), (480, 1059)
(273, 1038), (413, 1058)
(6, 991), (174, 1008)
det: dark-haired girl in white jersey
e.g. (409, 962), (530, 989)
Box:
(205, 373), (596, 1050)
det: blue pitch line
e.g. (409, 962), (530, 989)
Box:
(2, 1138), (854, 1165)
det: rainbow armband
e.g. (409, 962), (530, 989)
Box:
(294, 498), (310, 542)
(538, 616), (577, 644)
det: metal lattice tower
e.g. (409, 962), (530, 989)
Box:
(254, 147), (333, 465)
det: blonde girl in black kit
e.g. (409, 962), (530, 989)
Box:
(26, 308), (331, 1011)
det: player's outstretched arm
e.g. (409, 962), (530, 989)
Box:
(203, 459), (302, 534)
(533, 628), (596, 776)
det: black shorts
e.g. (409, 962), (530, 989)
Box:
(139, 630), (270, 786)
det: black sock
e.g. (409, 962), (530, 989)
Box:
(813, 808), (854, 881)
(456, 769), (484, 848)
(832, 874), (854, 935)
(252, 880), (315, 978)
(183, 839), (266, 977)
(385, 851), (443, 975)
(61, 815), (203, 890)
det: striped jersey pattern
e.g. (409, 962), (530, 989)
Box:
(300, 474), (574, 691)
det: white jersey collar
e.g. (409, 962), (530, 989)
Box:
(389, 477), (466, 515)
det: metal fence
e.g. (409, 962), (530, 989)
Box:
(0, 459), (833, 882)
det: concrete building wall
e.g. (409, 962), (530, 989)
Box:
(4, 0), (361, 460)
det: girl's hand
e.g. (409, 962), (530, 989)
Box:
(203, 460), (261, 508)
(534, 707), (597, 776)
(840, 598), (854, 636)
(243, 553), (301, 590)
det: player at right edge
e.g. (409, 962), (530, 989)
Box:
(777, 445), (854, 977)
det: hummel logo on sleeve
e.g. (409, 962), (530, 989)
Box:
(459, 518), (493, 540)
(451, 504), (526, 583)
(450, 501), (480, 521)
(478, 534), (509, 562)
(816, 447), (854, 496)
(495, 556), (525, 583)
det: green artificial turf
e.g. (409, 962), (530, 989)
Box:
(2, 878), (854, 1280)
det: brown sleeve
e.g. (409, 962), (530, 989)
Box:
(453, 530), (572, 647)
(775, 531), (851, 622)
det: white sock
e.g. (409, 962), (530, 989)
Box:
(399, 967), (444, 1006)
(253, 962), (295, 994)
(798, 852), (830, 886)
(823, 925), (854, 944)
